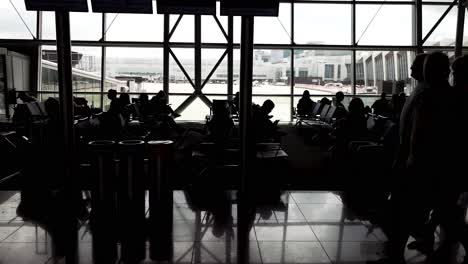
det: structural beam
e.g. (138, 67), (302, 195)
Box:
(54, 11), (78, 264)
(227, 15), (234, 100)
(238, 16), (255, 264)
(164, 14), (170, 97)
(455, 0), (466, 56)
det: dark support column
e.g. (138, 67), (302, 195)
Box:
(54, 11), (78, 264)
(415, 0), (423, 53)
(88, 140), (118, 264)
(290, 3), (295, 121)
(195, 15), (202, 94)
(148, 140), (174, 261)
(238, 16), (255, 264)
(351, 1), (357, 95)
(164, 14), (170, 98)
(455, 0), (466, 57)
(100, 14), (106, 109)
(228, 16), (234, 100)
(117, 140), (146, 264)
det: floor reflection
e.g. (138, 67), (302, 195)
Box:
(0, 191), (445, 264)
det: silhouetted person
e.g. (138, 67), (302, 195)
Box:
(230, 92), (240, 115)
(207, 101), (234, 147)
(335, 97), (368, 141)
(297, 90), (314, 116)
(252, 99), (280, 141)
(317, 97), (331, 116)
(107, 89), (120, 114)
(119, 93), (132, 120)
(151, 91), (180, 118)
(17, 91), (36, 103)
(371, 92), (389, 117)
(375, 52), (457, 264)
(137, 93), (150, 119)
(333, 91), (348, 120)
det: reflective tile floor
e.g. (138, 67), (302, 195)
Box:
(0, 191), (464, 264)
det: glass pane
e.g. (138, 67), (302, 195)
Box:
(465, 13), (468, 46)
(41, 12), (55, 40)
(170, 95), (210, 120)
(0, 0), (36, 39)
(201, 49), (227, 95)
(169, 48), (194, 94)
(423, 5), (457, 46)
(254, 3), (291, 44)
(105, 47), (163, 94)
(41, 46), (103, 94)
(202, 3), (228, 43)
(294, 4), (351, 45)
(170, 15), (194, 43)
(105, 2), (164, 42)
(71, 12), (102, 40)
(42, 11), (102, 40)
(356, 5), (412, 46)
(355, 51), (415, 95)
(253, 50), (291, 95)
(294, 50), (352, 96)
(252, 96), (291, 122)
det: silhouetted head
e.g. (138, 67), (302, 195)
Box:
(119, 93), (130, 106)
(234, 92), (240, 99)
(452, 55), (468, 88)
(380, 92), (387, 99)
(155, 90), (168, 104)
(391, 94), (398, 102)
(320, 97), (331, 105)
(424, 52), (450, 84)
(212, 100), (230, 118)
(107, 89), (117, 100)
(261, 99), (275, 114)
(139, 93), (149, 104)
(411, 53), (428, 82)
(45, 97), (60, 120)
(335, 91), (344, 103)
(348, 97), (365, 116)
(302, 90), (310, 99)
(17, 91), (27, 100)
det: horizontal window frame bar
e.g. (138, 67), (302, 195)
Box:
(0, 39), (466, 51)
(35, 91), (404, 98)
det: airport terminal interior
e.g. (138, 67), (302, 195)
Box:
(1, 0), (468, 263)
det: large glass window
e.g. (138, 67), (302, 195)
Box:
(42, 11), (102, 40)
(0, 0), (36, 39)
(356, 5), (413, 46)
(169, 48), (194, 94)
(170, 15), (194, 43)
(201, 49), (228, 95)
(294, 4), (351, 45)
(105, 2), (164, 42)
(254, 4), (291, 44)
(423, 6), (457, 46)
(41, 46), (103, 92)
(294, 50), (352, 96)
(105, 47), (163, 95)
(356, 50), (415, 95)
(253, 50), (291, 95)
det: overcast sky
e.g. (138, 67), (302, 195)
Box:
(1, 0), (466, 59)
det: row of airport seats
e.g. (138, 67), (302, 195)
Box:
(334, 116), (398, 183)
(295, 101), (336, 127)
